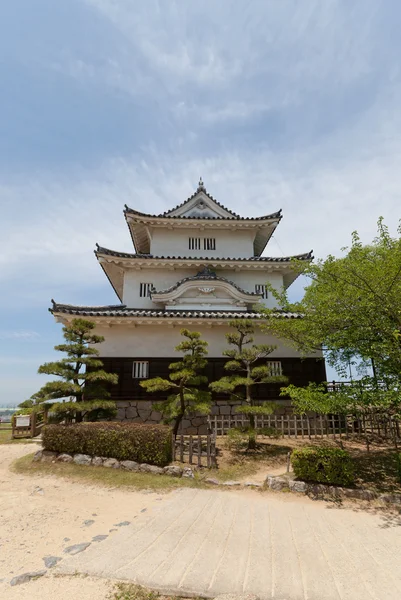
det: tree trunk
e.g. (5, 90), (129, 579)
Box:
(246, 365), (256, 450)
(173, 385), (186, 439)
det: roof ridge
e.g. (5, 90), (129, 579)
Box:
(95, 246), (313, 262)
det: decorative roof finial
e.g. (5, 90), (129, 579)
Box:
(198, 176), (205, 191)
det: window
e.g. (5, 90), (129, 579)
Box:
(132, 361), (149, 379)
(255, 284), (268, 299)
(267, 361), (282, 376)
(189, 237), (216, 250)
(139, 283), (152, 297)
(189, 237), (201, 250)
(204, 238), (216, 250)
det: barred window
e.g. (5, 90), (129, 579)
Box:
(189, 237), (201, 250)
(255, 284), (268, 299)
(139, 283), (152, 297)
(203, 238), (216, 250)
(266, 361), (282, 376)
(132, 361), (149, 379)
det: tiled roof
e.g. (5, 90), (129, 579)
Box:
(50, 301), (302, 320)
(123, 205), (282, 221)
(152, 266), (260, 296)
(95, 245), (313, 262)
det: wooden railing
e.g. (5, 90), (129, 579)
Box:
(208, 413), (401, 442)
(173, 433), (217, 468)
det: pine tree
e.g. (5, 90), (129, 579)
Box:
(32, 318), (118, 421)
(140, 329), (212, 437)
(210, 320), (288, 449)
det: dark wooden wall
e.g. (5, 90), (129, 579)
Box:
(99, 356), (327, 402)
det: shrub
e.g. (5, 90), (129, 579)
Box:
(291, 447), (355, 486)
(42, 422), (172, 467)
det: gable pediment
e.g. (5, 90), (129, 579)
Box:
(151, 267), (262, 311)
(166, 190), (236, 220)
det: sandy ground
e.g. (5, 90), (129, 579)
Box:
(0, 444), (159, 599)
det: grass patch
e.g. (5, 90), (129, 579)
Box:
(11, 453), (206, 491)
(215, 439), (292, 481)
(107, 582), (202, 600)
(352, 449), (401, 493)
(0, 428), (29, 444)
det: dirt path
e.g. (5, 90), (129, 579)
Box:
(0, 444), (159, 599)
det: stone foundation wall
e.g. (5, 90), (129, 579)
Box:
(116, 398), (293, 434)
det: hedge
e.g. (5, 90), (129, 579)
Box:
(291, 447), (355, 486)
(42, 422), (172, 467)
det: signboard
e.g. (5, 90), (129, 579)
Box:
(16, 415), (30, 427)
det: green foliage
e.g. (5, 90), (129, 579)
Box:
(31, 318), (118, 421)
(282, 378), (401, 416)
(262, 219), (401, 383)
(291, 447), (355, 486)
(107, 583), (160, 600)
(42, 422), (172, 467)
(225, 427), (250, 452)
(141, 329), (212, 436)
(210, 320), (287, 448)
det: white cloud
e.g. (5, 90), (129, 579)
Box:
(0, 331), (40, 340)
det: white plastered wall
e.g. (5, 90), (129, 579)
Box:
(122, 268), (283, 309)
(150, 228), (255, 258)
(95, 323), (322, 359)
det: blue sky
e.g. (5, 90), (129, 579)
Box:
(1, 0), (401, 405)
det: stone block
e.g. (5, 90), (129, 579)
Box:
(244, 482), (262, 488)
(138, 409), (151, 420)
(379, 493), (401, 504)
(120, 460), (140, 472)
(205, 477), (220, 485)
(139, 464), (164, 475)
(211, 406), (220, 415)
(10, 570), (47, 586)
(219, 406), (231, 415)
(163, 465), (183, 477)
(222, 480), (242, 487)
(137, 401), (152, 410)
(289, 480), (308, 493)
(41, 450), (57, 463)
(56, 453), (73, 463)
(192, 417), (206, 426)
(267, 476), (289, 491)
(43, 556), (62, 568)
(33, 450), (43, 462)
(126, 406), (139, 419)
(103, 458), (120, 469)
(73, 454), (92, 466)
(150, 411), (162, 421)
(117, 401), (130, 408)
(64, 542), (91, 555)
(117, 408), (126, 420)
(182, 467), (194, 478)
(180, 419), (192, 429)
(91, 456), (104, 467)
(307, 483), (326, 496)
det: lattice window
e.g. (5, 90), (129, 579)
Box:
(189, 237), (201, 250)
(255, 284), (268, 299)
(132, 361), (149, 379)
(203, 238), (216, 250)
(139, 283), (152, 297)
(266, 361), (282, 376)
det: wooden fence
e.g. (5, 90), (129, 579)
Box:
(173, 433), (217, 468)
(208, 413), (401, 442)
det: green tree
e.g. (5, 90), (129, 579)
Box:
(262, 219), (401, 383)
(140, 329), (212, 437)
(209, 320), (288, 449)
(32, 318), (118, 421)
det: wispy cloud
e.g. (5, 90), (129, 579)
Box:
(0, 330), (40, 340)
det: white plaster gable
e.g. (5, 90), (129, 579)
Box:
(166, 190), (236, 219)
(151, 269), (262, 311)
